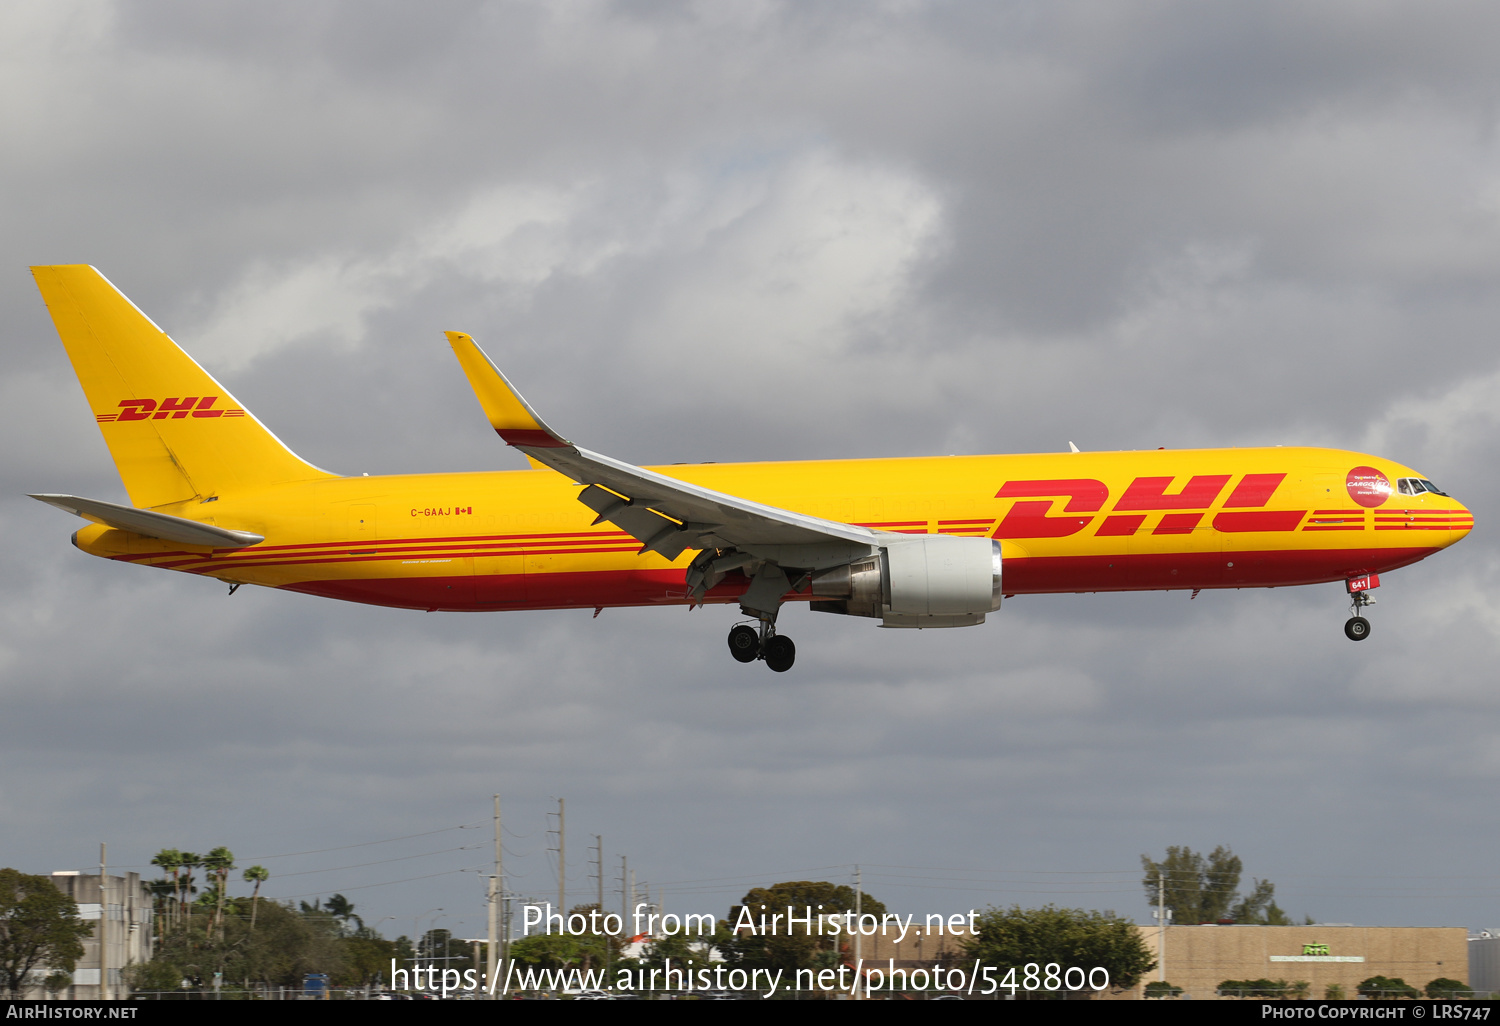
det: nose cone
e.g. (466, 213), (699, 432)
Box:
(1449, 501), (1474, 545)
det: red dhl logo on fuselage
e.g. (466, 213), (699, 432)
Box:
(95, 397), (245, 422)
(995, 474), (1306, 538)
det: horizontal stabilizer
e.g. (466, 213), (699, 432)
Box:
(29, 493), (264, 548)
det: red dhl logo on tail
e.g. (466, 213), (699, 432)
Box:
(96, 397), (245, 422)
(994, 474), (1305, 538)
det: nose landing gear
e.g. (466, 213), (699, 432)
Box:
(1343, 574), (1378, 641)
(1344, 611), (1371, 641)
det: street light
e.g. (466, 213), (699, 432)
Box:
(414, 908), (444, 984)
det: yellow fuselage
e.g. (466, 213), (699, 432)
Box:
(74, 446), (1472, 612)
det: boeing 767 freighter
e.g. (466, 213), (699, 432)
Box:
(29, 265), (1471, 671)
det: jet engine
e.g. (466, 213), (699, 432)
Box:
(810, 536), (1002, 628)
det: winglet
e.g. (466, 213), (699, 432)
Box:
(445, 332), (570, 449)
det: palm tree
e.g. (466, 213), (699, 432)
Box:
(177, 853), (201, 926)
(202, 847), (235, 939)
(242, 866), (269, 929)
(325, 893), (362, 934)
(145, 879), (175, 944)
(149, 849), (183, 928)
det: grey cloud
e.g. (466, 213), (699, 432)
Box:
(3, 1), (1498, 936)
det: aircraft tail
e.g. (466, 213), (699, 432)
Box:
(32, 265), (332, 508)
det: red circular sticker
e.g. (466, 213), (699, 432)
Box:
(1346, 466), (1392, 508)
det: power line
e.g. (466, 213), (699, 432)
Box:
(268, 844), (487, 879)
(116, 822), (487, 870)
(273, 864), (491, 901)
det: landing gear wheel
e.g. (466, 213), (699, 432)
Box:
(728, 624), (760, 663)
(1344, 616), (1371, 642)
(763, 634), (796, 673)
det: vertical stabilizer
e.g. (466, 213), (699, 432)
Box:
(32, 265), (332, 508)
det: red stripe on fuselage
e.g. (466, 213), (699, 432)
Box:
(265, 544), (1448, 612)
(1000, 545), (1443, 593)
(148, 543), (644, 573)
(279, 568), (752, 612)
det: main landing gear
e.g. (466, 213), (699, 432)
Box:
(728, 564), (797, 671)
(727, 620), (796, 672)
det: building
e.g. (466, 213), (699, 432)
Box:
(1468, 931), (1500, 997)
(23, 871), (155, 1000)
(1128, 925), (1468, 1000)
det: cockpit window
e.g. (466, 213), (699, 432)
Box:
(1398, 477), (1448, 497)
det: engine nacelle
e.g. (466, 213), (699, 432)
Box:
(810, 536), (1002, 628)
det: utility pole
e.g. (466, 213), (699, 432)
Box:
(548, 798), (566, 915)
(594, 836), (604, 912)
(592, 835), (607, 977)
(853, 865), (862, 1001)
(619, 855), (628, 931)
(488, 795), (500, 1000)
(1154, 870), (1171, 981)
(99, 843), (109, 1001)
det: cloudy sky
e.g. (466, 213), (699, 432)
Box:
(4, 1), (1500, 944)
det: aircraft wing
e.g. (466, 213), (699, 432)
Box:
(30, 493), (265, 548)
(446, 332), (883, 567)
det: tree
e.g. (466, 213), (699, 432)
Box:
(642, 933), (711, 970)
(135, 899), (347, 992)
(392, 935), (415, 973)
(0, 869), (95, 998)
(1356, 975), (1418, 1000)
(1426, 978), (1473, 999)
(202, 847), (234, 940)
(149, 850), (182, 926)
(1144, 980), (1182, 998)
(509, 932), (608, 973)
(338, 934), (398, 988)
(1229, 877), (1291, 925)
(965, 905), (1156, 994)
(506, 903), (621, 979)
(177, 853), (201, 926)
(1218, 978), (1299, 998)
(324, 894), (362, 934)
(242, 866), (269, 929)
(719, 881), (887, 975)
(1140, 846), (1289, 924)
(417, 926), (476, 976)
(144, 879), (175, 944)
(122, 958), (184, 993)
